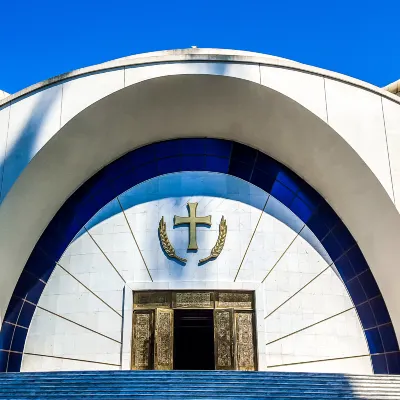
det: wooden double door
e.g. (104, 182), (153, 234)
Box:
(131, 291), (257, 371)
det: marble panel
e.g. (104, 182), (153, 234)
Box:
(266, 355), (372, 374)
(264, 267), (353, 343)
(325, 79), (393, 200)
(85, 199), (152, 283)
(382, 97), (400, 209)
(27, 273), (122, 362)
(262, 232), (333, 317)
(260, 66), (327, 121)
(21, 354), (119, 372)
(265, 308), (369, 366)
(25, 307), (120, 364)
(59, 225), (125, 309)
(237, 197), (304, 282)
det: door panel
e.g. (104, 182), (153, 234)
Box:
(235, 311), (256, 371)
(216, 292), (253, 309)
(214, 309), (235, 370)
(154, 308), (174, 370)
(131, 310), (154, 370)
(133, 291), (171, 309)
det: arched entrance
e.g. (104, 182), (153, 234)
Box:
(0, 74), (399, 373)
(1, 138), (398, 373)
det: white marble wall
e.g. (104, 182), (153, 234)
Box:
(21, 172), (372, 373)
(382, 98), (400, 205)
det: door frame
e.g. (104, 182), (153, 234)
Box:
(131, 290), (258, 371)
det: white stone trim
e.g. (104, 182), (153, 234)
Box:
(2, 48), (399, 108)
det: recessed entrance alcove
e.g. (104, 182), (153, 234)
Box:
(4, 139), (395, 374)
(131, 290), (256, 371)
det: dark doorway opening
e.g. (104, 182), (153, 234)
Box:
(174, 309), (215, 370)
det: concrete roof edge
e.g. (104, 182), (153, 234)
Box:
(384, 79), (400, 94)
(0, 90), (9, 99)
(1, 48), (400, 107)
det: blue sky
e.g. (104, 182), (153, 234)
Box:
(1, 0), (399, 93)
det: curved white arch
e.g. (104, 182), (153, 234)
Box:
(1, 73), (400, 343)
(1, 48), (399, 108)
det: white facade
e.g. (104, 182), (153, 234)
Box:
(1, 48), (400, 374)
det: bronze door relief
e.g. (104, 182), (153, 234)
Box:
(154, 308), (174, 370)
(214, 309), (235, 370)
(131, 310), (154, 370)
(131, 290), (257, 371)
(235, 311), (256, 371)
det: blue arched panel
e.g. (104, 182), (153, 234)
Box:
(0, 139), (398, 373)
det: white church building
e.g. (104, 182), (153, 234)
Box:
(1, 48), (400, 377)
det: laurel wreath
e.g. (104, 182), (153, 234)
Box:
(158, 217), (187, 263)
(158, 216), (227, 264)
(199, 216), (227, 263)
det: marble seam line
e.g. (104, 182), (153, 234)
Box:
(380, 96), (396, 204)
(267, 353), (371, 368)
(265, 306), (355, 345)
(234, 194), (270, 282)
(261, 224), (306, 284)
(116, 196), (153, 282)
(23, 352), (121, 367)
(323, 77), (330, 124)
(6, 293), (28, 371)
(264, 264), (331, 320)
(56, 261), (122, 317)
(84, 226), (126, 283)
(34, 304), (121, 344)
(3, 321), (28, 330)
(262, 239), (359, 321)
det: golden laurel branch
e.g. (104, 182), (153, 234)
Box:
(158, 217), (187, 263)
(199, 216), (227, 263)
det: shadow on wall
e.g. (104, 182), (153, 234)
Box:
(0, 60), (235, 203)
(0, 89), (60, 371)
(0, 87), (61, 202)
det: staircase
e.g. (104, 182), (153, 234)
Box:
(0, 370), (400, 399)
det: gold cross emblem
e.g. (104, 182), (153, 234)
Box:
(174, 202), (211, 250)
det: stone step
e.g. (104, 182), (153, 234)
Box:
(0, 385), (400, 399)
(1, 376), (399, 386)
(0, 395), (398, 400)
(6, 371), (400, 378)
(2, 387), (400, 396)
(1, 371), (399, 399)
(3, 372), (400, 380)
(1, 380), (399, 389)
